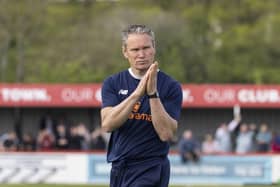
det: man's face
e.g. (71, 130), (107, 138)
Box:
(122, 33), (155, 73)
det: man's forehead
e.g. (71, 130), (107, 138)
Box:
(127, 33), (152, 40)
(126, 34), (153, 47)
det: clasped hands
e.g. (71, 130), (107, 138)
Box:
(135, 61), (158, 97)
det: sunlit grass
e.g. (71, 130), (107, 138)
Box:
(0, 185), (276, 187)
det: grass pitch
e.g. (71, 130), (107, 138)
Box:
(0, 185), (276, 187)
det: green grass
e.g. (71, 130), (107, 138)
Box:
(0, 186), (82, 187)
(0, 185), (276, 187)
(0, 185), (102, 187)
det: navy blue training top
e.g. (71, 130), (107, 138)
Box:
(101, 69), (182, 162)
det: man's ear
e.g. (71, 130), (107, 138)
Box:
(122, 46), (128, 59)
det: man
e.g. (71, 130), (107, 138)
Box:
(178, 129), (200, 163)
(101, 24), (182, 187)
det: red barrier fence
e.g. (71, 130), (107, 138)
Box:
(1, 83), (280, 108)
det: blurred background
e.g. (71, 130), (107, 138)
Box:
(1, 0), (280, 186)
(1, 0), (280, 84)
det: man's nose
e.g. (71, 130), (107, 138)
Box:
(137, 50), (145, 57)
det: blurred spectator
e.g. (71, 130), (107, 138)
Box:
(19, 133), (36, 151)
(248, 123), (258, 152)
(55, 122), (70, 150)
(68, 125), (84, 150)
(2, 131), (19, 151)
(271, 131), (280, 153)
(37, 129), (55, 151)
(39, 113), (56, 135)
(77, 122), (91, 150)
(89, 127), (108, 150)
(215, 115), (241, 153)
(235, 123), (254, 154)
(256, 123), (272, 152)
(178, 130), (200, 163)
(202, 133), (218, 154)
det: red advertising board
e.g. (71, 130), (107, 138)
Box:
(182, 84), (280, 108)
(1, 83), (280, 108)
(0, 84), (101, 107)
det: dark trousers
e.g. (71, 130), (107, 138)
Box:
(110, 156), (170, 187)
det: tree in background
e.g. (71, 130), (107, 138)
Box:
(0, 0), (280, 84)
(0, 0), (46, 82)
